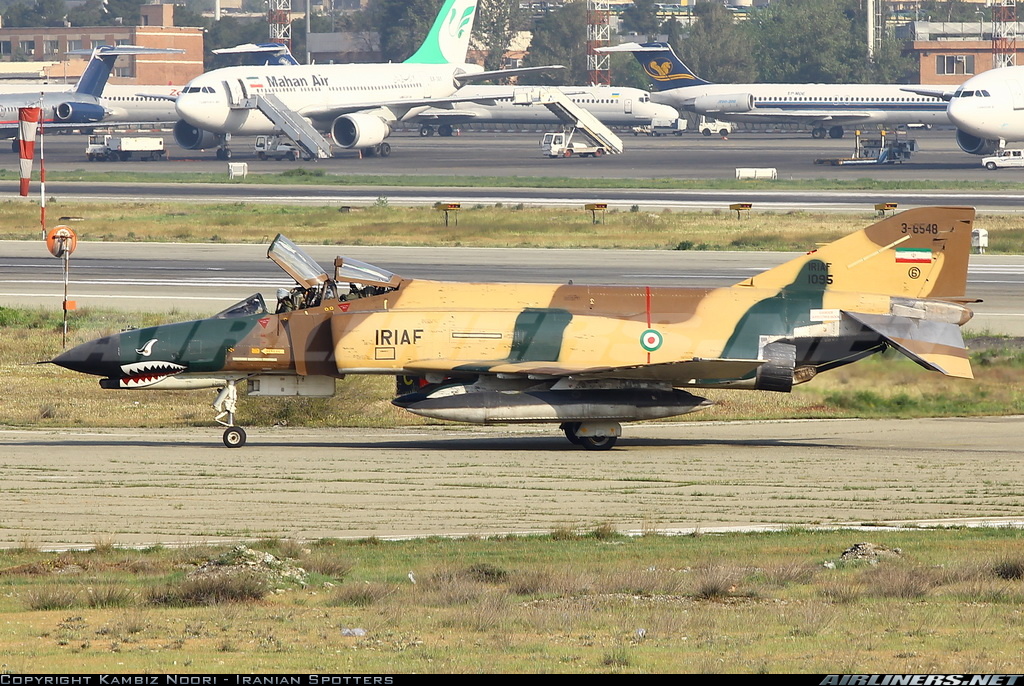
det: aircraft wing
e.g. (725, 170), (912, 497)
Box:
(901, 86), (956, 101)
(300, 90), (568, 121)
(403, 357), (764, 384)
(454, 65), (565, 85)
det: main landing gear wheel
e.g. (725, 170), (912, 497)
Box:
(223, 426), (246, 448)
(579, 434), (617, 451)
(561, 422), (583, 445)
(419, 125), (434, 137)
(438, 124), (454, 137)
(811, 127), (827, 139)
(828, 126), (845, 139)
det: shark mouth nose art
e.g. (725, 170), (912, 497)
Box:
(117, 361), (187, 388)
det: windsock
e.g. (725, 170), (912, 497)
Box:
(18, 107), (41, 197)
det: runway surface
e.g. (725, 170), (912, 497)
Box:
(2, 416), (1022, 548)
(15, 128), (1024, 212)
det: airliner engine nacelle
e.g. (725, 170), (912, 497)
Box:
(54, 102), (107, 123)
(173, 120), (223, 150)
(331, 113), (391, 149)
(955, 128), (1001, 155)
(692, 93), (754, 114)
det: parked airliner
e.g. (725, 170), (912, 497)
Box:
(601, 42), (949, 139)
(173, 0), (555, 159)
(0, 46), (182, 147)
(928, 66), (1024, 154)
(410, 85), (679, 136)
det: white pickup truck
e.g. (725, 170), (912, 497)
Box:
(86, 135), (165, 161)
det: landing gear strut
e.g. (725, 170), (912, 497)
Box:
(214, 379), (246, 448)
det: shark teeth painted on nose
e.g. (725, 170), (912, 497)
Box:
(117, 361), (187, 388)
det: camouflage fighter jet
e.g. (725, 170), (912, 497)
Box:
(50, 206), (978, 450)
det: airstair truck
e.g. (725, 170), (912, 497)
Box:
(541, 128), (610, 158)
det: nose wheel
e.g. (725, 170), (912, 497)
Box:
(223, 426), (247, 448)
(214, 379), (247, 448)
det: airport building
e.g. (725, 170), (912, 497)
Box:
(0, 4), (203, 86)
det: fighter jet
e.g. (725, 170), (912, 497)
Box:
(50, 206), (977, 450)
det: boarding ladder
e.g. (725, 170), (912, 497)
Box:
(240, 93), (333, 159)
(512, 87), (623, 154)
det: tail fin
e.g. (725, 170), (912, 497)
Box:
(600, 41), (710, 91)
(72, 45), (186, 97)
(405, 0), (479, 65)
(740, 206), (975, 299)
(73, 47), (119, 97)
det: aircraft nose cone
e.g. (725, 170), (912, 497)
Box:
(50, 335), (122, 377)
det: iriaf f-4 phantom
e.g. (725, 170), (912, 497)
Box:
(51, 206), (977, 450)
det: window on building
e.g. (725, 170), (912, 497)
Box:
(0, 41), (11, 56)
(68, 39), (84, 52)
(937, 54), (975, 75)
(43, 40), (59, 55)
(19, 41), (36, 55)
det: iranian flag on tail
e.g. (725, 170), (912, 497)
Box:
(895, 247), (933, 264)
(18, 107), (41, 197)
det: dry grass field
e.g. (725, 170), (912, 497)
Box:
(2, 201), (1024, 252)
(1, 530), (1023, 673)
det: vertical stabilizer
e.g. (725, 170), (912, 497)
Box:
(405, 0), (479, 64)
(738, 206), (975, 299)
(73, 47), (119, 97)
(599, 42), (711, 91)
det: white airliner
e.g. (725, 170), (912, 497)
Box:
(174, 0), (555, 159)
(601, 42), (950, 139)
(0, 46), (182, 148)
(924, 66), (1024, 154)
(409, 85), (678, 136)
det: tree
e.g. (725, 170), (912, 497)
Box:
(4, 0), (67, 27)
(363, 0), (445, 63)
(673, 4), (756, 83)
(620, 0), (661, 40)
(474, 0), (526, 72)
(747, 0), (872, 83)
(522, 1), (589, 86)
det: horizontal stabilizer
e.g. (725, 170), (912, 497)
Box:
(845, 311), (973, 379)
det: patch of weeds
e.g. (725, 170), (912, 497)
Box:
(463, 563), (508, 584)
(301, 550), (354, 579)
(693, 565), (740, 600)
(146, 572), (268, 606)
(550, 525), (582, 541)
(993, 556), (1024, 580)
(24, 585), (79, 611)
(85, 585), (137, 608)
(328, 582), (395, 607)
(601, 645), (632, 667)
